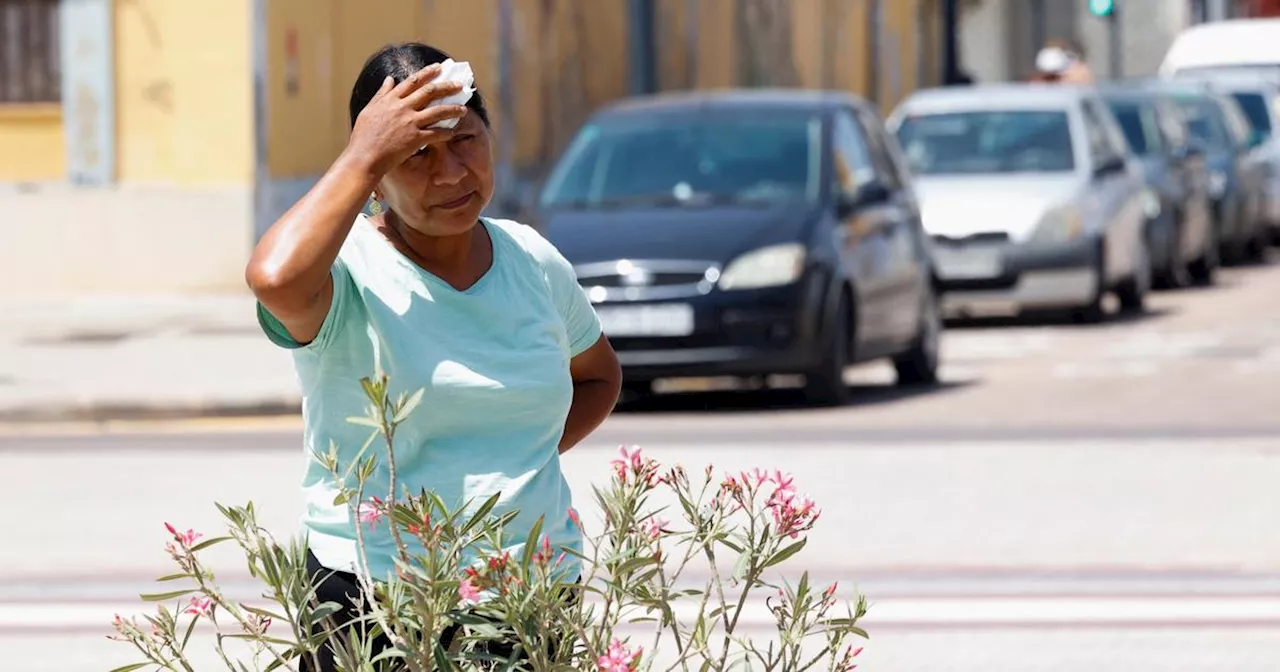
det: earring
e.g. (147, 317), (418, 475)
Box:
(368, 194), (384, 216)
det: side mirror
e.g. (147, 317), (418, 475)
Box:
(1093, 155), (1127, 177)
(837, 181), (892, 216)
(1173, 141), (1204, 160)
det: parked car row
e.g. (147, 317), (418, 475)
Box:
(523, 58), (1278, 405)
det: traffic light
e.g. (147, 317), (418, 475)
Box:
(1089, 0), (1115, 16)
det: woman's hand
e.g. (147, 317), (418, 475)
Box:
(344, 63), (469, 178)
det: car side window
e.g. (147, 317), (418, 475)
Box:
(831, 112), (876, 195)
(1217, 97), (1253, 149)
(854, 109), (905, 190)
(1080, 100), (1126, 165)
(1155, 99), (1189, 151)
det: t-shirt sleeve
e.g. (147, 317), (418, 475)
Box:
(256, 258), (356, 351)
(529, 232), (603, 358)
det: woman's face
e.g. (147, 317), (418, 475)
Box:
(378, 110), (494, 237)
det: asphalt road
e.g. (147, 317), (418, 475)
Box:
(3, 260), (1279, 671)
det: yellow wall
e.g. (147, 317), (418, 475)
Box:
(0, 104), (65, 181)
(114, 0), (254, 185)
(263, 0), (941, 179)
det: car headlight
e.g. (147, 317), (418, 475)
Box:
(718, 243), (806, 291)
(1029, 206), (1083, 244)
(1209, 171), (1228, 198)
(1140, 188), (1161, 218)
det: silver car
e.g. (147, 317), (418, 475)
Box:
(887, 84), (1152, 322)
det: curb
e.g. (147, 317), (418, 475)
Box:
(0, 399), (302, 425)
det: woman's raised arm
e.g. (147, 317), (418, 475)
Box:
(245, 63), (466, 343)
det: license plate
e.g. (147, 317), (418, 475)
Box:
(934, 247), (1004, 280)
(596, 304), (695, 337)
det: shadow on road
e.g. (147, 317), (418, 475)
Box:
(615, 379), (974, 415)
(945, 305), (1176, 330)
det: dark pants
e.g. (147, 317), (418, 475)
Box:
(299, 550), (576, 672)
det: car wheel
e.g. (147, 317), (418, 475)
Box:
(1188, 222), (1220, 286)
(803, 298), (852, 407)
(894, 285), (942, 386)
(1116, 239), (1150, 313)
(1245, 229), (1269, 263)
(1155, 217), (1191, 290)
(618, 381), (653, 404)
(1072, 244), (1108, 324)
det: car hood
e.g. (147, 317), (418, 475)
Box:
(913, 174), (1081, 242)
(537, 204), (817, 265)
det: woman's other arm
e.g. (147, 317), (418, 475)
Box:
(561, 335), (622, 453)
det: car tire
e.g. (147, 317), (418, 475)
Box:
(618, 381), (654, 404)
(1188, 222), (1220, 286)
(1072, 244), (1108, 324)
(1116, 240), (1150, 313)
(1245, 229), (1269, 263)
(804, 297), (852, 407)
(1154, 217), (1191, 290)
(893, 285), (942, 386)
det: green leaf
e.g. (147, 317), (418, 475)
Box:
(371, 648), (407, 664)
(720, 538), (745, 553)
(332, 492), (350, 506)
(764, 538), (807, 568)
(309, 601), (344, 625)
(459, 492), (502, 535)
(393, 387), (425, 423)
(521, 515), (546, 568)
(614, 555), (656, 576)
(345, 416), (381, 429)
(189, 536), (233, 553)
(731, 552), (752, 582)
(222, 634), (298, 647)
(107, 665), (151, 672)
(241, 605), (288, 622)
(139, 589), (195, 602)
(154, 573), (191, 582)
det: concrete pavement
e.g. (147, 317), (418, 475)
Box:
(2, 260), (1280, 431)
(3, 430), (1278, 670)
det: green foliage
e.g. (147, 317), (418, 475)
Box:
(109, 375), (867, 671)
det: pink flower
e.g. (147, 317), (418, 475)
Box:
(772, 469), (795, 493)
(610, 446), (660, 487)
(567, 506), (582, 528)
(184, 596), (213, 618)
(641, 517), (669, 540)
(836, 645), (864, 671)
(356, 496), (386, 529)
(767, 489), (821, 539)
(597, 637), (642, 671)
(164, 523), (203, 549)
(458, 577), (482, 603)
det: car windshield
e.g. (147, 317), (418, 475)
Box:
(1173, 96), (1229, 147)
(1229, 91), (1273, 139)
(538, 112), (822, 209)
(894, 110), (1076, 174)
(1175, 64), (1280, 79)
(1106, 100), (1159, 156)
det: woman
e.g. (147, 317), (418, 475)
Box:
(1031, 38), (1094, 84)
(245, 42), (622, 668)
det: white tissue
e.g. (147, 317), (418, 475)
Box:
(427, 58), (475, 130)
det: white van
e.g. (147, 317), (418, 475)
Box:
(1160, 19), (1280, 80)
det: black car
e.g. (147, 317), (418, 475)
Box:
(1099, 83), (1218, 287)
(532, 90), (942, 405)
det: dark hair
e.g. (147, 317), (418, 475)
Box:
(348, 42), (491, 129)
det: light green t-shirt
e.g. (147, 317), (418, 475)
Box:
(257, 216), (601, 582)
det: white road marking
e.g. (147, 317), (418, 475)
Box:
(13, 595), (1280, 632)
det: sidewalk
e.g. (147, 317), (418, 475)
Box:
(0, 294), (300, 422)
